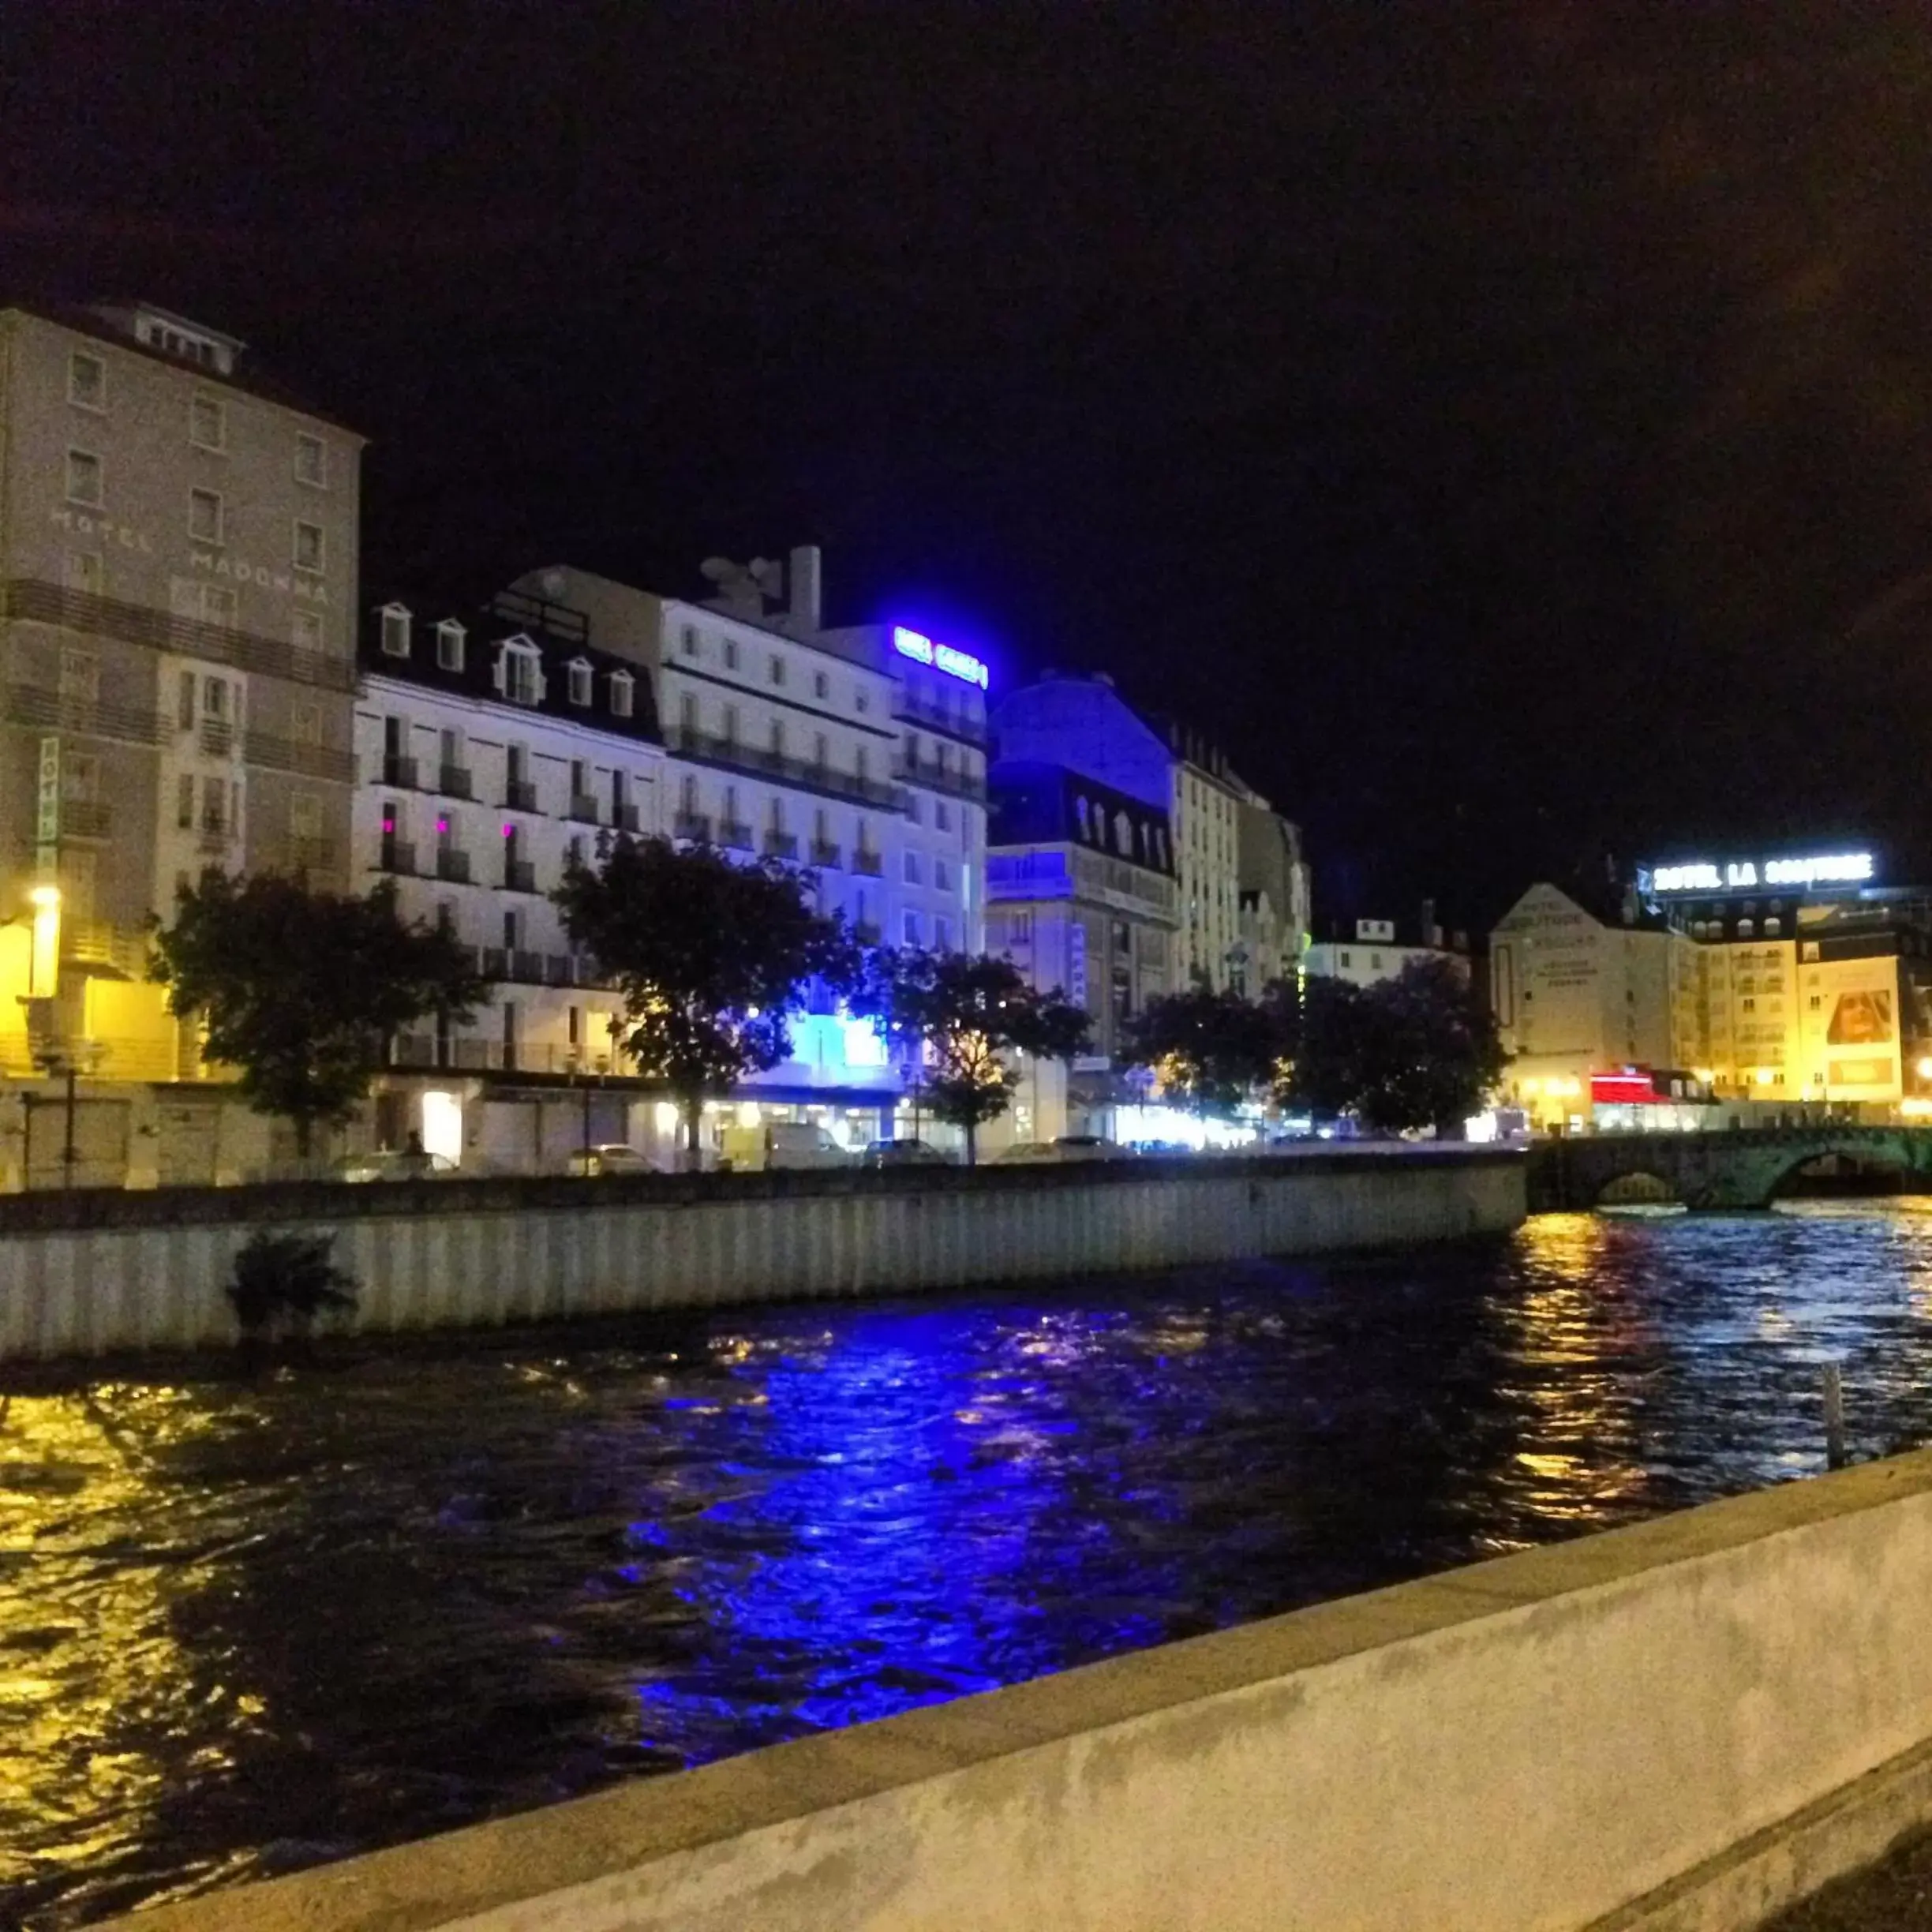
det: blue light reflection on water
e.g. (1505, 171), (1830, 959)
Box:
(13, 1202), (1932, 1926)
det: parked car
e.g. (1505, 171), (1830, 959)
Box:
(859, 1138), (951, 1168)
(990, 1140), (1060, 1164)
(334, 1148), (459, 1183)
(564, 1144), (658, 1178)
(719, 1121), (856, 1171)
(989, 1136), (1130, 1165)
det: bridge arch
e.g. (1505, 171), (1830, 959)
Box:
(1594, 1170), (1680, 1208)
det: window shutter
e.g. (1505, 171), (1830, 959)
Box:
(492, 648), (507, 694)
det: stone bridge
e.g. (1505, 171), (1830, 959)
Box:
(1527, 1125), (1932, 1211)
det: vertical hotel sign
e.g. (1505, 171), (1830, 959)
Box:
(36, 736), (59, 878)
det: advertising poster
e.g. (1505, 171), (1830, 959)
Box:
(1809, 956), (1903, 1094)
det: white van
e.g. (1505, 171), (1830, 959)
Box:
(720, 1121), (854, 1171)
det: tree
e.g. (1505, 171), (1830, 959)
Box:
(151, 871), (486, 1159)
(1286, 959), (1505, 1136)
(852, 948), (1091, 1163)
(1121, 987), (1290, 1119)
(554, 835), (856, 1158)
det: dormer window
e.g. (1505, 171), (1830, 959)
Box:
(567, 657), (593, 706)
(609, 669), (635, 718)
(436, 620), (466, 671)
(494, 636), (545, 707)
(380, 605), (412, 657)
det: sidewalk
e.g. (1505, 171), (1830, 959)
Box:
(1767, 1825), (1932, 1929)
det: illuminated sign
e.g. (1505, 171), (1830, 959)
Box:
(892, 625), (989, 690)
(1649, 852), (1874, 894)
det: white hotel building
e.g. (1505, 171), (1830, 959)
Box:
(356, 550), (989, 1170)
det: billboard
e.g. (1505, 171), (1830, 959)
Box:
(1801, 954), (1903, 1095)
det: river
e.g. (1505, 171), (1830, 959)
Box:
(9, 1200), (1932, 1926)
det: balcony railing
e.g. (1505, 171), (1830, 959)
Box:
(60, 799), (112, 837)
(272, 836), (339, 878)
(243, 727), (354, 784)
(721, 820), (753, 851)
(380, 839), (417, 875)
(435, 847), (472, 884)
(3, 578), (358, 692)
(894, 687), (987, 744)
(811, 839), (842, 868)
(663, 721), (904, 810)
(673, 811), (712, 842)
(481, 945), (509, 979)
(511, 948), (545, 983)
(197, 822), (236, 856)
(382, 754), (419, 788)
(567, 793), (601, 825)
(894, 754), (987, 804)
(388, 1036), (631, 1077)
(762, 831), (799, 859)
(503, 859), (537, 893)
(65, 920), (150, 976)
(4, 680), (165, 746)
(853, 848), (883, 876)
(438, 763), (473, 799)
(613, 803), (641, 833)
(505, 778), (538, 812)
(199, 718), (236, 759)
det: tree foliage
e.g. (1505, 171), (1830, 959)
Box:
(151, 872), (485, 1155)
(227, 1229), (358, 1345)
(554, 835), (856, 1152)
(1286, 957), (1505, 1135)
(1121, 986), (1290, 1118)
(851, 948), (1091, 1161)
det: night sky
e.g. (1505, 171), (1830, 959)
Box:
(9, 3), (1932, 932)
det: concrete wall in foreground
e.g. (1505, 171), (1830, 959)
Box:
(0, 1148), (1523, 1362)
(99, 1448), (1932, 1932)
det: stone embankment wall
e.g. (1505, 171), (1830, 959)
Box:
(0, 1147), (1523, 1363)
(99, 1448), (1932, 1932)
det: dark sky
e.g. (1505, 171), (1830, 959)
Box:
(9, 2), (1932, 932)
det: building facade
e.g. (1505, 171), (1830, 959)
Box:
(352, 590), (665, 1170)
(1305, 918), (1472, 992)
(1234, 799), (1312, 992)
(0, 300), (361, 1115)
(985, 760), (1178, 1142)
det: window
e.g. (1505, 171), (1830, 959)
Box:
(436, 620), (466, 671)
(65, 551), (102, 595)
(177, 773), (195, 829)
(567, 658), (593, 706)
(935, 799), (951, 832)
(856, 744), (870, 784)
(290, 792), (322, 839)
(1742, 997), (1757, 1013)
(60, 647), (98, 701)
(1339, 951), (1353, 968)
(495, 638), (544, 706)
(680, 692), (698, 736)
(902, 910), (922, 945)
(189, 395), (225, 451)
(567, 834), (585, 871)
(62, 753), (99, 803)
(1008, 910), (1033, 945)
(905, 792), (922, 825)
(178, 670), (196, 728)
(66, 448), (103, 506)
(769, 718), (785, 758)
(814, 731), (829, 769)
(569, 758), (588, 798)
(1810, 994), (1822, 1011)
(1765, 918), (1782, 938)
(680, 625), (698, 657)
(723, 637), (739, 671)
(293, 609), (325, 656)
(1738, 919), (1754, 939)
(184, 490), (221, 545)
(203, 583), (236, 626)
(609, 668), (633, 717)
(769, 653), (787, 686)
(904, 852), (923, 885)
(380, 605), (412, 657)
(293, 519), (324, 573)
(293, 701), (322, 746)
(856, 687), (871, 714)
(814, 669), (829, 700)
(934, 857), (953, 893)
(723, 704), (740, 746)
(935, 915), (953, 950)
(294, 433), (327, 487)
(66, 351), (108, 410)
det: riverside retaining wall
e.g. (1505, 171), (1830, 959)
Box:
(0, 1146), (1522, 1363)
(95, 1446), (1932, 1932)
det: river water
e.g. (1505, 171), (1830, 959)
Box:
(9, 1201), (1932, 1926)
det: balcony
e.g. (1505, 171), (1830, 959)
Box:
(65, 920), (150, 976)
(567, 792), (601, 825)
(275, 836), (339, 878)
(379, 839), (417, 876)
(481, 945), (509, 979)
(663, 721), (903, 810)
(197, 822), (236, 857)
(437, 762), (474, 799)
(505, 778), (538, 812)
(811, 839), (842, 869)
(545, 953), (577, 986)
(244, 727), (354, 784)
(853, 848), (883, 877)
(199, 718), (236, 759)
(511, 949), (545, 983)
(894, 687), (987, 744)
(855, 921), (882, 945)
(721, 820), (753, 851)
(762, 831), (799, 859)
(503, 859), (537, 893)
(61, 799), (112, 838)
(894, 754), (987, 804)
(382, 754), (419, 789)
(673, 811), (712, 842)
(435, 847), (472, 884)
(613, 802), (641, 833)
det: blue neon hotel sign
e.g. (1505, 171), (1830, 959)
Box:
(893, 625), (989, 690)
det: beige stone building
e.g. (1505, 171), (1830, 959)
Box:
(0, 301), (361, 1170)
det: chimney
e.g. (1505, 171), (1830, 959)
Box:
(788, 545), (822, 633)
